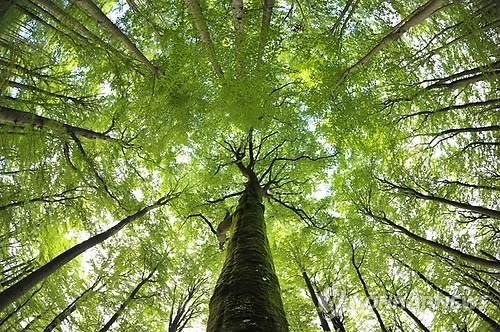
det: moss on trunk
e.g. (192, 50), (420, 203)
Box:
(207, 177), (288, 332)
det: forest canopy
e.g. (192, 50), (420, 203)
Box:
(0, 0), (499, 331)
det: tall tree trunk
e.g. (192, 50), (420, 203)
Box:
(185, 0), (224, 78)
(336, 0), (447, 87)
(426, 60), (500, 90)
(0, 187), (81, 212)
(0, 58), (54, 80)
(430, 126), (500, 145)
(15, 4), (79, 45)
(31, 0), (107, 46)
(168, 278), (204, 332)
(99, 268), (157, 332)
(231, 0), (244, 37)
(0, 284), (43, 327)
(396, 303), (430, 332)
(351, 246), (388, 332)
(366, 212), (500, 270)
(0, 195), (173, 311)
(73, 0), (159, 75)
(379, 179), (500, 219)
(5, 80), (86, 104)
(207, 174), (288, 332)
(0, 106), (120, 142)
(43, 277), (101, 332)
(302, 271), (331, 331)
(399, 98), (500, 121)
(399, 260), (500, 331)
(258, 0), (274, 58)
(0, 0), (16, 23)
(316, 292), (346, 332)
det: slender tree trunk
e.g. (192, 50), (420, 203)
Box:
(381, 180), (500, 219)
(168, 279), (203, 332)
(125, 0), (164, 38)
(73, 0), (159, 75)
(440, 180), (500, 192)
(0, 187), (81, 212)
(0, 284), (43, 327)
(0, 0), (16, 22)
(399, 98), (500, 121)
(99, 268), (156, 332)
(330, 0), (356, 34)
(207, 174), (288, 332)
(336, 0), (447, 87)
(43, 277), (101, 332)
(302, 271), (331, 331)
(426, 60), (500, 89)
(31, 0), (105, 44)
(351, 247), (388, 332)
(184, 0), (224, 78)
(367, 212), (500, 270)
(20, 314), (42, 331)
(331, 318), (346, 332)
(0, 196), (172, 311)
(258, 0), (274, 58)
(231, 0), (244, 36)
(400, 260), (500, 331)
(432, 125), (500, 141)
(5, 80), (85, 103)
(0, 58), (53, 80)
(396, 303), (430, 332)
(438, 254), (500, 309)
(16, 4), (79, 45)
(0, 106), (120, 142)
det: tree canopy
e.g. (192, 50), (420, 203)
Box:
(0, 0), (499, 331)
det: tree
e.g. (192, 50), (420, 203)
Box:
(1, 0), (499, 331)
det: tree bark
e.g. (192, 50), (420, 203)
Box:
(336, 0), (447, 87)
(0, 57), (53, 80)
(399, 98), (500, 121)
(0, 106), (120, 142)
(0, 284), (43, 327)
(16, 4), (79, 44)
(99, 268), (156, 332)
(73, 0), (159, 75)
(302, 271), (331, 331)
(125, 0), (164, 38)
(31, 0), (106, 45)
(431, 125), (500, 143)
(367, 212), (500, 270)
(0, 0), (16, 22)
(400, 261), (500, 331)
(207, 173), (288, 331)
(396, 303), (430, 332)
(231, 0), (244, 37)
(0, 196), (172, 311)
(5, 80), (85, 104)
(381, 180), (500, 219)
(258, 0), (274, 58)
(351, 247), (388, 332)
(426, 60), (500, 90)
(185, 0), (224, 78)
(0, 187), (81, 212)
(440, 180), (499, 192)
(43, 277), (101, 332)
(168, 278), (203, 332)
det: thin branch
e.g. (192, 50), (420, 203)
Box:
(186, 214), (217, 235)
